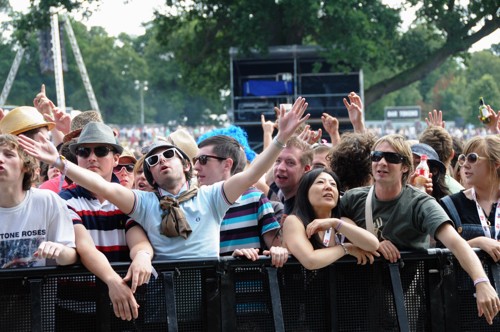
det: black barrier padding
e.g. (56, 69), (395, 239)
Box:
(0, 279), (31, 331)
(233, 266), (275, 331)
(1, 253), (500, 331)
(45, 275), (98, 331)
(454, 258), (500, 331)
(279, 265), (330, 331)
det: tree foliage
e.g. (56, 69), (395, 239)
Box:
(1, 0), (499, 127)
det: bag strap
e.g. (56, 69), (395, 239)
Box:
(441, 196), (462, 234)
(365, 186), (375, 235)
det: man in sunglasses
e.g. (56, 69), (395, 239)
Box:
(19, 97), (309, 261)
(194, 135), (287, 267)
(114, 149), (137, 189)
(340, 134), (500, 325)
(55, 122), (154, 322)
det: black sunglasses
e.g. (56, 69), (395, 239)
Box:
(192, 155), (227, 165)
(457, 153), (488, 166)
(145, 148), (182, 167)
(370, 151), (405, 164)
(113, 164), (135, 173)
(75, 146), (113, 158)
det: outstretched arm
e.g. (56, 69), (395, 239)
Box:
(223, 97), (310, 203)
(436, 223), (500, 325)
(18, 134), (136, 214)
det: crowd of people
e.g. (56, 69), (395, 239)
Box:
(1, 84), (500, 326)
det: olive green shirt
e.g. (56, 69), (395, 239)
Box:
(340, 185), (452, 250)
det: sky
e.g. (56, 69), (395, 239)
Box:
(8, 0), (499, 51)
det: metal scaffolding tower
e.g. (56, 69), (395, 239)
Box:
(0, 12), (99, 112)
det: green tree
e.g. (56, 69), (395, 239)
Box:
(466, 74), (500, 125)
(151, 0), (499, 111)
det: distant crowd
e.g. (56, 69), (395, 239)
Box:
(0, 84), (499, 326)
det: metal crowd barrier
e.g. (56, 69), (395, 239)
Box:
(0, 249), (499, 331)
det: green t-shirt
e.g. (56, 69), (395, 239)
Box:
(340, 185), (451, 250)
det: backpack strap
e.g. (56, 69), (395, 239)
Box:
(441, 196), (462, 234)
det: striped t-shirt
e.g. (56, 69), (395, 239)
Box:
(220, 187), (280, 255)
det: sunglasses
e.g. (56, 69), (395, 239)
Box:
(457, 153), (488, 166)
(145, 148), (183, 167)
(370, 151), (405, 164)
(192, 154), (227, 165)
(113, 164), (135, 173)
(75, 146), (113, 158)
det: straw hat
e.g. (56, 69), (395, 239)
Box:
(118, 148), (137, 164)
(0, 106), (55, 135)
(69, 122), (123, 155)
(164, 129), (199, 164)
(63, 110), (103, 143)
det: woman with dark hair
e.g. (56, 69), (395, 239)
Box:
(282, 168), (379, 270)
(410, 143), (452, 200)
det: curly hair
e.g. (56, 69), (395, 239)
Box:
(329, 132), (375, 191)
(0, 134), (38, 190)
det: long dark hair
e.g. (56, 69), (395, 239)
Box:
(291, 168), (341, 249)
(429, 163), (451, 200)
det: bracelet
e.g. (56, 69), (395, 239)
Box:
(136, 250), (152, 257)
(340, 243), (349, 256)
(52, 155), (66, 170)
(335, 220), (344, 232)
(473, 277), (490, 287)
(272, 136), (286, 149)
(57, 156), (68, 193)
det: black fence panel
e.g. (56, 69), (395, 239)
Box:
(0, 252), (499, 331)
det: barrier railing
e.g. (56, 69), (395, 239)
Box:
(0, 249), (499, 331)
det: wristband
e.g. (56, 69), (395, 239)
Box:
(136, 250), (152, 257)
(56, 156), (68, 193)
(473, 277), (490, 287)
(52, 155), (66, 169)
(335, 220), (344, 232)
(340, 243), (349, 256)
(272, 136), (286, 149)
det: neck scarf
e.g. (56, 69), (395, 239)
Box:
(158, 183), (198, 239)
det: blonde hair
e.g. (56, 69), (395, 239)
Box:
(463, 135), (500, 184)
(373, 134), (413, 185)
(0, 134), (38, 190)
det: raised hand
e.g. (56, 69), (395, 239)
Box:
(17, 133), (59, 166)
(44, 104), (71, 134)
(321, 113), (340, 145)
(425, 109), (445, 128)
(343, 92), (365, 132)
(484, 105), (500, 134)
(34, 84), (55, 118)
(298, 125), (322, 145)
(275, 97), (309, 142)
(261, 114), (277, 135)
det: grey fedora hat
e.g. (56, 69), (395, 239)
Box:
(69, 122), (123, 155)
